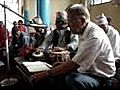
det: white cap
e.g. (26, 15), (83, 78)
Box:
(33, 16), (43, 24)
(96, 13), (108, 25)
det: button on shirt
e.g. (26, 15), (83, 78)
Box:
(72, 22), (116, 78)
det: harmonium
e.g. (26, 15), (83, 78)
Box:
(14, 57), (52, 85)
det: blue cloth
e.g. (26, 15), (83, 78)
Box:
(65, 72), (105, 90)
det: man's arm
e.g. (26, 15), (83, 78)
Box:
(30, 60), (79, 82)
(67, 34), (79, 51)
(73, 37), (102, 71)
(38, 31), (54, 51)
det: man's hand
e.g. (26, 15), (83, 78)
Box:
(29, 71), (48, 83)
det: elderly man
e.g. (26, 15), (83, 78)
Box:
(96, 13), (120, 61)
(39, 10), (79, 58)
(30, 4), (116, 90)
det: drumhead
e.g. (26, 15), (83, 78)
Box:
(32, 51), (44, 57)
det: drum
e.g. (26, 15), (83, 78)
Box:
(50, 50), (70, 62)
(32, 51), (45, 61)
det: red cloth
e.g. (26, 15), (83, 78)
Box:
(0, 27), (10, 48)
(18, 25), (27, 32)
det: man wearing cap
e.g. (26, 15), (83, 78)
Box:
(96, 13), (120, 61)
(39, 10), (79, 58)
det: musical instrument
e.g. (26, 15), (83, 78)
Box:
(50, 50), (70, 62)
(32, 50), (46, 61)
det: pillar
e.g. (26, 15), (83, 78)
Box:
(24, 0), (30, 25)
(39, 0), (50, 26)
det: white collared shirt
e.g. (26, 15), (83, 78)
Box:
(107, 26), (120, 60)
(72, 21), (116, 78)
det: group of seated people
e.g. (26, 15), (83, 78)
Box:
(10, 17), (47, 58)
(11, 10), (79, 62)
(1, 3), (120, 90)
(28, 4), (120, 90)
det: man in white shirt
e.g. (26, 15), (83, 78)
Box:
(96, 13), (120, 60)
(30, 4), (116, 90)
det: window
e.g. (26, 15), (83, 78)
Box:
(91, 0), (111, 5)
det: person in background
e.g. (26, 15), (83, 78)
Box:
(30, 4), (116, 90)
(19, 27), (36, 60)
(0, 21), (6, 66)
(29, 27), (37, 48)
(32, 16), (47, 47)
(11, 21), (19, 49)
(0, 21), (5, 48)
(18, 20), (29, 47)
(0, 21), (10, 48)
(96, 13), (120, 61)
(18, 20), (27, 33)
(0, 21), (10, 66)
(38, 10), (79, 58)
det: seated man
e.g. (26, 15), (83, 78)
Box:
(96, 13), (120, 61)
(38, 10), (79, 58)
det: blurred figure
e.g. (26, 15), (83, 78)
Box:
(32, 16), (47, 47)
(0, 21), (10, 48)
(0, 21), (10, 66)
(19, 27), (37, 60)
(96, 13), (120, 60)
(18, 20), (27, 33)
(29, 27), (36, 48)
(18, 20), (29, 47)
(11, 21), (19, 49)
(0, 21), (5, 48)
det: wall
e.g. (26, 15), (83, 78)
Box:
(29, 0), (37, 20)
(90, 2), (120, 31)
(23, 0), (120, 31)
(50, 0), (80, 26)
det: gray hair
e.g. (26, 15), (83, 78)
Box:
(56, 10), (68, 24)
(56, 10), (67, 19)
(66, 4), (90, 21)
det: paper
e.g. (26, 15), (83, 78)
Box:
(0, 61), (4, 66)
(22, 61), (52, 73)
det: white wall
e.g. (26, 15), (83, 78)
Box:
(50, 0), (80, 26)
(29, 0), (37, 20)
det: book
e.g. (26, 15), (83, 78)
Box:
(22, 61), (52, 73)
